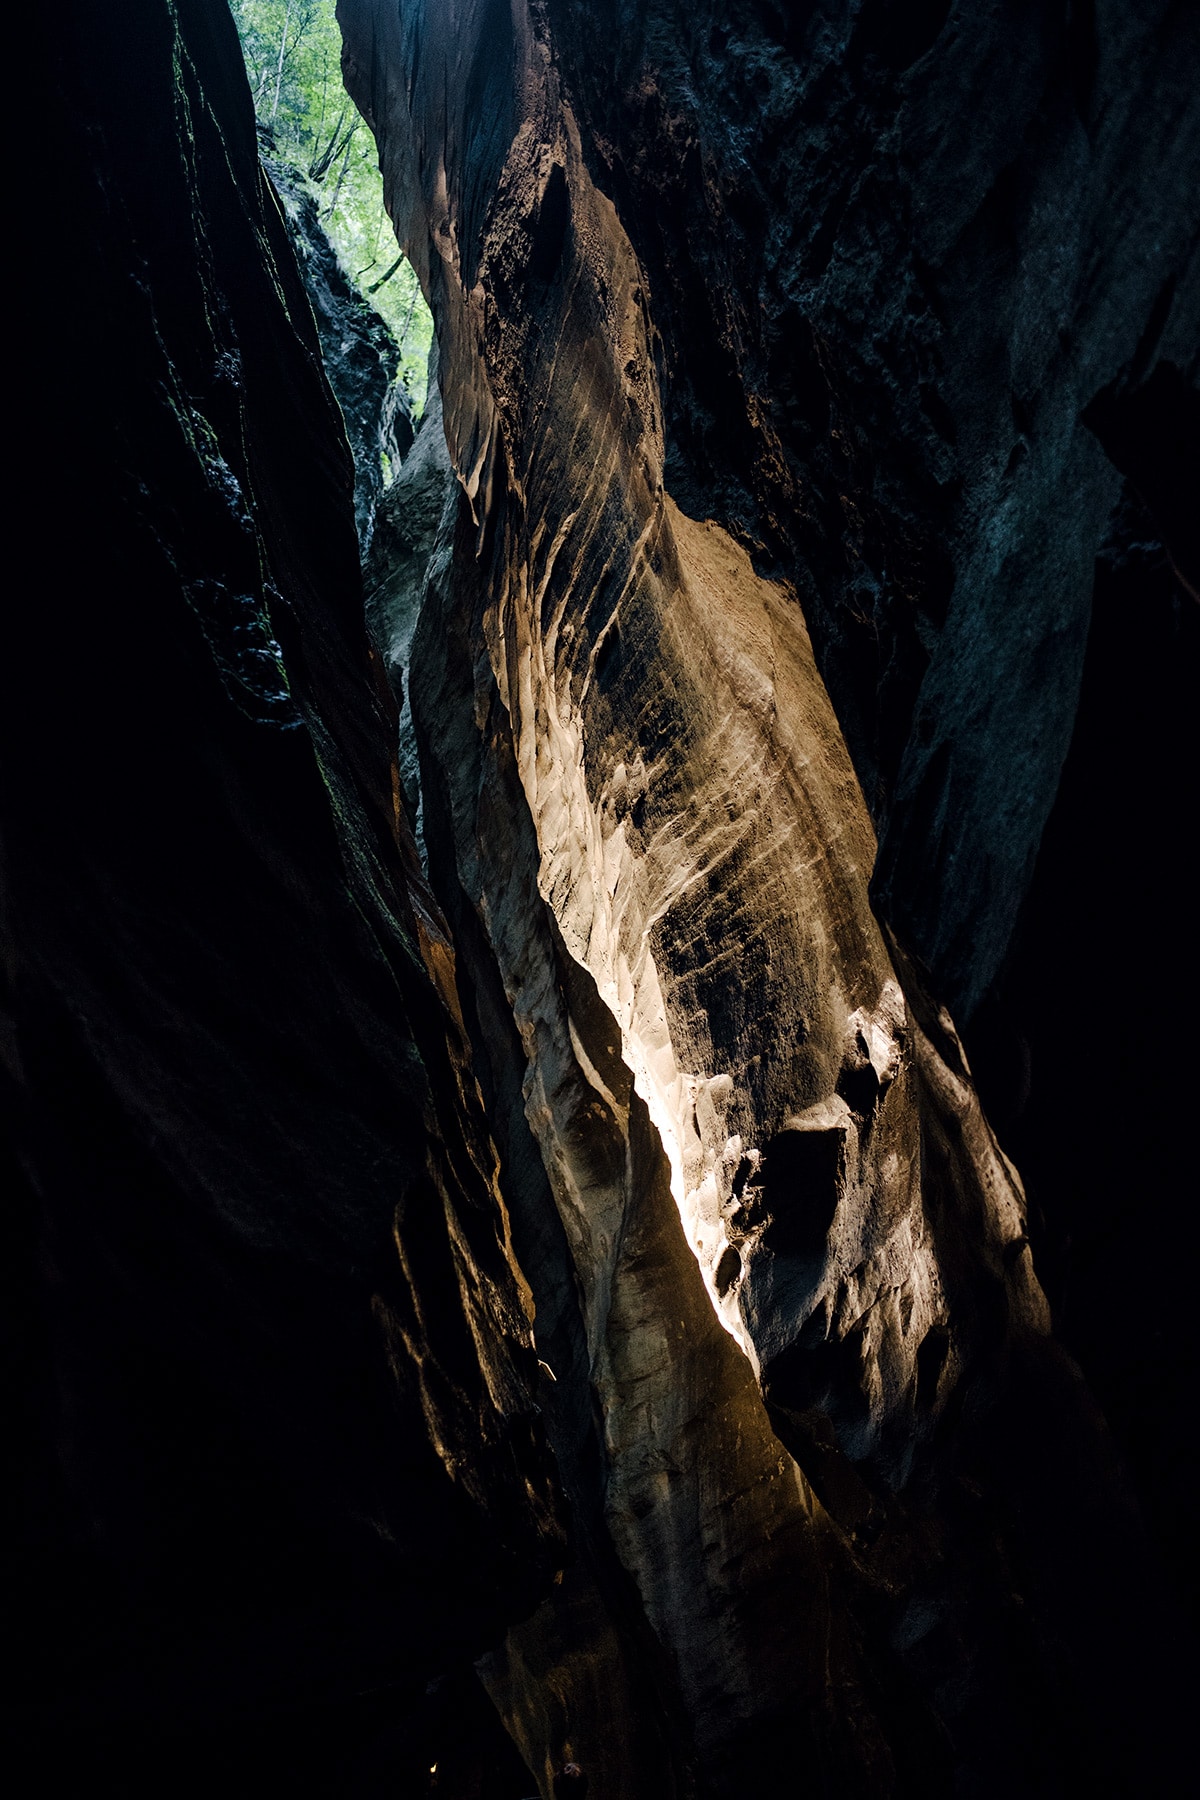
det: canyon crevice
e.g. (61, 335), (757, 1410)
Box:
(8, 1), (1197, 1794)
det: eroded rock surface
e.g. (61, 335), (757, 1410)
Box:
(533, 0), (1200, 1021)
(351, 0), (1194, 1789)
(9, 0), (1194, 1793)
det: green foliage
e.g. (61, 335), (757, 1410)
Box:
(232, 0), (433, 412)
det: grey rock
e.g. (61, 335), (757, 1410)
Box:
(264, 146), (413, 551)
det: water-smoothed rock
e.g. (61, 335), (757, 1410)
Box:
(353, 0), (1190, 1788)
(534, 0), (1200, 1022)
(10, 0), (1193, 1790)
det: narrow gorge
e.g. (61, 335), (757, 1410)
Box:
(8, 2), (1197, 1794)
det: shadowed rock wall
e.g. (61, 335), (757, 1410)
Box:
(8, 0), (559, 1786)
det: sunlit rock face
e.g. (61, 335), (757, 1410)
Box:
(344, 0), (1040, 1487)
(350, 0), (1191, 1789)
(12, 0), (559, 1784)
(535, 0), (1200, 1023)
(406, 453), (905, 1792)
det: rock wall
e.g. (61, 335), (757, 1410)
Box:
(265, 144), (414, 551)
(8, 0), (1194, 1793)
(966, 471), (1200, 1613)
(9, 0), (558, 1785)
(350, 0), (1195, 1791)
(527, 0), (1199, 1022)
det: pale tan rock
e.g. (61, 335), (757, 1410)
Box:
(346, 0), (1135, 1786)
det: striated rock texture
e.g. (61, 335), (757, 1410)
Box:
(265, 143), (414, 550)
(527, 0), (1200, 1022)
(9, 0), (559, 1787)
(348, 0), (1196, 1792)
(7, 0), (1194, 1793)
